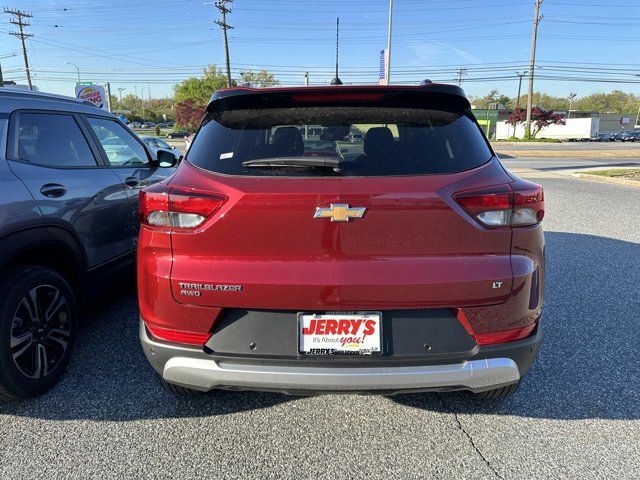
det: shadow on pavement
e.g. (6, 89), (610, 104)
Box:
(0, 231), (638, 421)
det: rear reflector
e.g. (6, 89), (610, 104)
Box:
(453, 180), (544, 228)
(474, 324), (537, 346)
(455, 309), (537, 346)
(146, 323), (211, 346)
(139, 183), (226, 230)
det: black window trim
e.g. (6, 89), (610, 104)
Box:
(6, 109), (106, 169)
(79, 114), (155, 169)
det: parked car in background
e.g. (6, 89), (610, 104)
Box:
(127, 121), (142, 129)
(609, 132), (623, 141)
(138, 85), (544, 400)
(166, 122), (175, 128)
(141, 122), (155, 129)
(0, 89), (177, 400)
(594, 133), (612, 142)
(166, 130), (189, 139)
(620, 131), (640, 142)
(140, 136), (182, 162)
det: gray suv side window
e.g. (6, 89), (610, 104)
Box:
(17, 113), (97, 167)
(87, 117), (150, 167)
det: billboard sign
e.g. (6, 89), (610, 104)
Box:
(75, 84), (108, 111)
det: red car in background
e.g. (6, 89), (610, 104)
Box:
(137, 85), (544, 399)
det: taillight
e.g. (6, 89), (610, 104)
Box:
(139, 183), (226, 230)
(453, 181), (544, 228)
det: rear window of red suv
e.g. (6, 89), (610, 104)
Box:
(187, 105), (492, 177)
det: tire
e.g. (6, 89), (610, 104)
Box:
(0, 266), (77, 401)
(159, 376), (203, 397)
(472, 381), (520, 400)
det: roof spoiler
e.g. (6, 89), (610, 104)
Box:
(207, 84), (470, 111)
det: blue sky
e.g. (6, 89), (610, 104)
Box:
(1, 0), (639, 100)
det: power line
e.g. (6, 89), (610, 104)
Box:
(4, 8), (34, 90)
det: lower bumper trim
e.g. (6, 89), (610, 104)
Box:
(162, 356), (520, 393)
(141, 318), (520, 393)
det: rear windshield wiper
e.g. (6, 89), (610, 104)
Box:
(242, 156), (341, 171)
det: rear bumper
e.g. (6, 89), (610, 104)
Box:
(140, 318), (541, 394)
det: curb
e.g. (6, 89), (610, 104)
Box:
(574, 173), (640, 188)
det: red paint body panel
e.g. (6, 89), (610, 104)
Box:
(138, 159), (543, 337)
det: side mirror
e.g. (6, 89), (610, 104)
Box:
(156, 149), (177, 168)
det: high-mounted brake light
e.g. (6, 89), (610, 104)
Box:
(291, 93), (385, 103)
(453, 181), (544, 228)
(139, 183), (226, 230)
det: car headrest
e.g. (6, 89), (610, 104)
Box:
(364, 127), (394, 157)
(272, 126), (304, 156)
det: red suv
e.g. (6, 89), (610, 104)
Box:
(138, 85), (544, 399)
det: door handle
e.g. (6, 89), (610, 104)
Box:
(124, 177), (139, 187)
(40, 183), (67, 198)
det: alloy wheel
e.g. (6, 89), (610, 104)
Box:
(10, 285), (71, 379)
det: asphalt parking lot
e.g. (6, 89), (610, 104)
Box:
(1, 155), (639, 479)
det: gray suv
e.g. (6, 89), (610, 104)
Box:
(0, 89), (176, 400)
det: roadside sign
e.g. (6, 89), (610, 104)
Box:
(75, 84), (108, 111)
(76, 81), (93, 86)
(378, 49), (389, 86)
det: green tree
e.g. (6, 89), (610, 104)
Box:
(173, 65), (230, 106)
(238, 70), (280, 87)
(470, 90), (512, 109)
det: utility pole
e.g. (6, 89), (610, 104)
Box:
(525, 0), (543, 138)
(385, 0), (393, 84)
(568, 92), (577, 119)
(5, 9), (34, 90)
(118, 87), (126, 102)
(330, 17), (343, 85)
(214, 0), (233, 88)
(456, 68), (467, 87)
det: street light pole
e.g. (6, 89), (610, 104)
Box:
(118, 87), (126, 102)
(512, 71), (527, 138)
(141, 86), (148, 121)
(568, 93), (577, 119)
(66, 62), (80, 83)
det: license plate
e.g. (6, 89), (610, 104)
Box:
(298, 312), (382, 355)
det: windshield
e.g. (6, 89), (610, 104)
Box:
(187, 106), (492, 177)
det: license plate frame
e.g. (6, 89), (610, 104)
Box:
(297, 311), (383, 356)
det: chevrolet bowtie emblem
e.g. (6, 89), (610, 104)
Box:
(313, 204), (366, 222)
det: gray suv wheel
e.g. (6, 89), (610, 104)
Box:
(0, 267), (77, 400)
